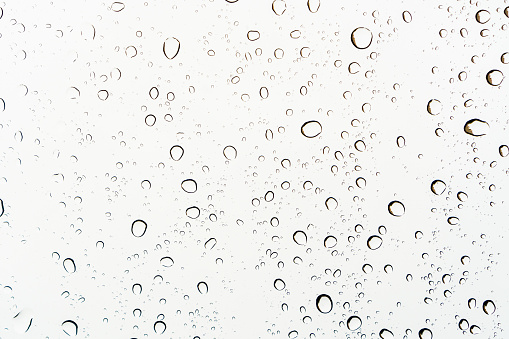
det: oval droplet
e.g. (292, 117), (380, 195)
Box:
(427, 99), (442, 115)
(288, 330), (298, 339)
(247, 30), (260, 41)
(272, 0), (286, 16)
(111, 2), (125, 12)
(402, 11), (412, 23)
(482, 300), (496, 315)
(459, 319), (469, 330)
(367, 235), (383, 250)
(469, 325), (480, 335)
(431, 180), (446, 195)
(464, 119), (489, 137)
(388, 201), (405, 217)
(204, 237), (217, 250)
(307, 0), (320, 13)
(223, 145), (237, 160)
(316, 294), (333, 313)
(475, 10), (490, 24)
(149, 86), (159, 100)
(181, 179), (197, 193)
(160, 256), (174, 267)
(499, 145), (509, 157)
(293, 231), (307, 245)
(354, 140), (366, 152)
(259, 87), (269, 99)
(418, 328), (433, 339)
(325, 197), (338, 210)
(356, 177), (366, 188)
(163, 37), (180, 60)
(274, 278), (286, 291)
(351, 27), (373, 49)
(301, 121), (322, 138)
(186, 206), (200, 219)
(324, 235), (337, 248)
(486, 70), (504, 86)
(131, 219), (147, 237)
(132, 283), (142, 295)
(154, 321), (166, 334)
(170, 145), (184, 161)
(379, 329), (394, 338)
(197, 281), (208, 294)
(347, 316), (362, 331)
(63, 258), (76, 273)
(61, 320), (78, 336)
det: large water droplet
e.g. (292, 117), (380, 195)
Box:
(181, 179), (197, 193)
(347, 316), (362, 330)
(186, 206), (200, 219)
(418, 328), (433, 339)
(324, 235), (337, 248)
(486, 70), (504, 86)
(431, 180), (446, 195)
(163, 37), (180, 60)
(160, 257), (174, 267)
(427, 99), (442, 115)
(63, 258), (76, 273)
(293, 231), (307, 245)
(274, 278), (286, 291)
(351, 27), (372, 49)
(131, 219), (147, 237)
(170, 145), (184, 161)
(464, 119), (489, 136)
(197, 281), (208, 294)
(301, 121), (322, 138)
(482, 300), (496, 315)
(61, 320), (78, 336)
(475, 10), (490, 24)
(388, 201), (405, 217)
(154, 321), (166, 334)
(367, 235), (382, 250)
(316, 294), (333, 313)
(272, 0), (286, 16)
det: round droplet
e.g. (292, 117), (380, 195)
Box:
(145, 114), (156, 127)
(316, 294), (333, 313)
(458, 319), (469, 330)
(181, 179), (197, 193)
(170, 145), (184, 161)
(351, 27), (373, 49)
(431, 180), (446, 195)
(131, 219), (147, 237)
(324, 235), (337, 248)
(367, 235), (382, 250)
(379, 329), (394, 338)
(427, 99), (442, 115)
(354, 140), (366, 152)
(186, 206), (200, 219)
(501, 53), (509, 64)
(447, 217), (459, 225)
(288, 330), (298, 339)
(259, 87), (269, 99)
(402, 11), (412, 23)
(163, 37), (180, 60)
(325, 197), (338, 210)
(356, 177), (366, 188)
(272, 0), (286, 16)
(418, 328), (433, 339)
(307, 0), (320, 13)
(396, 136), (406, 148)
(388, 201), (405, 217)
(301, 121), (322, 138)
(499, 145), (509, 157)
(247, 30), (260, 41)
(141, 180), (151, 189)
(475, 10), (490, 24)
(61, 320), (78, 336)
(223, 145), (237, 160)
(274, 278), (286, 291)
(486, 70), (504, 86)
(482, 300), (496, 315)
(293, 231), (307, 245)
(160, 257), (174, 267)
(204, 237), (217, 250)
(347, 316), (362, 331)
(464, 119), (489, 137)
(63, 258), (76, 273)
(154, 321), (166, 334)
(197, 281), (208, 294)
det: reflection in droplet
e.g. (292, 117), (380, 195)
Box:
(418, 328), (433, 339)
(301, 121), (322, 138)
(131, 219), (147, 237)
(325, 197), (338, 210)
(464, 119), (489, 137)
(347, 316), (362, 330)
(272, 0), (286, 16)
(274, 278), (286, 291)
(163, 37), (180, 60)
(63, 258), (76, 273)
(293, 231), (307, 245)
(351, 27), (372, 49)
(367, 235), (383, 250)
(388, 201), (405, 217)
(431, 180), (446, 195)
(186, 206), (200, 219)
(223, 145), (237, 160)
(316, 294), (333, 313)
(204, 238), (217, 250)
(154, 321), (166, 334)
(324, 235), (337, 248)
(475, 10), (490, 24)
(482, 300), (496, 315)
(197, 281), (208, 294)
(427, 99), (442, 115)
(486, 70), (504, 86)
(181, 179), (197, 193)
(62, 320), (78, 336)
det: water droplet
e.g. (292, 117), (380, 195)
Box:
(181, 179), (197, 193)
(347, 316), (362, 330)
(288, 330), (298, 339)
(431, 180), (446, 195)
(265, 191), (274, 202)
(427, 99), (442, 115)
(274, 48), (284, 59)
(97, 90), (109, 101)
(145, 114), (156, 127)
(247, 30), (260, 41)
(458, 319), (469, 330)
(325, 197), (338, 210)
(499, 145), (509, 157)
(186, 206), (200, 219)
(486, 70), (504, 86)
(351, 27), (373, 49)
(270, 217), (279, 227)
(160, 257), (174, 267)
(482, 300), (496, 315)
(274, 278), (286, 290)
(464, 119), (489, 136)
(61, 320), (78, 336)
(367, 235), (382, 250)
(356, 177), (366, 188)
(418, 328), (433, 339)
(131, 219), (147, 237)
(223, 145), (237, 160)
(272, 0), (286, 16)
(0, 199), (4, 217)
(197, 281), (208, 294)
(111, 2), (125, 12)
(475, 10), (490, 24)
(149, 87), (159, 99)
(402, 11), (412, 23)
(170, 145), (184, 161)
(379, 329), (394, 338)
(469, 325), (480, 335)
(388, 201), (405, 217)
(293, 231), (307, 245)
(141, 180), (151, 189)
(348, 62), (361, 74)
(324, 235), (337, 248)
(163, 37), (180, 59)
(301, 121), (322, 138)
(300, 47), (311, 58)
(501, 53), (509, 64)
(259, 87), (269, 99)
(316, 294), (333, 313)
(468, 298), (476, 309)
(290, 30), (301, 39)
(154, 321), (166, 334)
(63, 258), (76, 273)
(307, 0), (320, 13)
(204, 238), (217, 250)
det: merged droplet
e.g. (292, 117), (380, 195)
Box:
(274, 278), (286, 291)
(427, 99), (442, 115)
(351, 27), (372, 49)
(170, 145), (184, 161)
(367, 235), (382, 250)
(388, 201), (405, 217)
(482, 300), (496, 315)
(131, 219), (147, 237)
(430, 180), (446, 195)
(346, 316), (362, 330)
(181, 179), (197, 193)
(61, 320), (78, 336)
(486, 70), (504, 86)
(163, 37), (180, 60)
(316, 294), (333, 313)
(197, 281), (208, 294)
(464, 119), (489, 137)
(63, 258), (76, 273)
(301, 121), (322, 138)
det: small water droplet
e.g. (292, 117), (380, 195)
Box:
(288, 330), (298, 339)
(186, 206), (200, 219)
(379, 329), (394, 338)
(402, 11), (412, 23)
(354, 140), (366, 152)
(325, 197), (338, 210)
(160, 257), (174, 267)
(324, 235), (337, 248)
(301, 121), (322, 138)
(223, 145), (237, 160)
(468, 298), (476, 309)
(396, 136), (406, 148)
(482, 300), (496, 315)
(316, 294), (333, 313)
(170, 145), (184, 161)
(431, 180), (446, 195)
(163, 37), (180, 59)
(418, 328), (433, 339)
(61, 320), (78, 336)
(274, 278), (286, 290)
(367, 235), (383, 250)
(293, 231), (307, 245)
(499, 145), (509, 157)
(307, 0), (320, 13)
(427, 99), (442, 115)
(486, 70), (504, 86)
(63, 258), (76, 273)
(197, 281), (208, 294)
(181, 179), (197, 193)
(131, 219), (147, 237)
(132, 283), (142, 295)
(154, 321), (166, 334)
(347, 316), (362, 330)
(388, 201), (405, 217)
(475, 10), (490, 24)
(272, 0), (286, 16)
(111, 2), (125, 12)
(204, 237), (217, 250)
(469, 325), (480, 335)
(351, 27), (373, 49)
(149, 87), (159, 99)
(247, 30), (260, 41)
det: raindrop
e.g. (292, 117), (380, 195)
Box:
(402, 11), (412, 23)
(197, 281), (208, 294)
(427, 99), (442, 115)
(354, 140), (366, 151)
(418, 328), (433, 339)
(247, 30), (260, 41)
(204, 238), (217, 250)
(154, 321), (166, 334)
(97, 90), (109, 101)
(293, 231), (307, 245)
(356, 177), (366, 188)
(482, 300), (496, 315)
(379, 329), (394, 338)
(499, 145), (509, 157)
(324, 235), (337, 248)
(475, 10), (490, 24)
(396, 136), (406, 148)
(274, 278), (286, 291)
(464, 119), (489, 137)
(63, 258), (76, 273)
(367, 235), (382, 250)
(170, 145), (184, 161)
(223, 145), (237, 160)
(181, 179), (197, 193)
(469, 326), (480, 335)
(459, 319), (469, 330)
(316, 294), (333, 313)
(351, 27), (373, 49)
(111, 2), (125, 12)
(131, 219), (147, 237)
(141, 180), (151, 189)
(259, 87), (269, 99)
(160, 257), (174, 267)
(145, 114), (156, 127)
(486, 70), (504, 86)
(325, 197), (338, 210)
(347, 316), (362, 331)
(301, 121), (322, 138)
(149, 87), (159, 99)
(272, 0), (286, 16)
(163, 37), (180, 59)
(186, 206), (200, 219)
(61, 320), (78, 336)
(388, 201), (405, 217)
(431, 180), (446, 195)
(307, 0), (320, 13)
